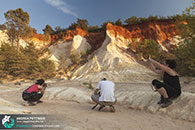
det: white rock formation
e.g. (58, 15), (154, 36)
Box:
(116, 91), (195, 122)
(71, 30), (156, 82)
(44, 87), (92, 103)
(48, 35), (91, 67)
(0, 30), (9, 45)
(0, 30), (28, 48)
(72, 35), (91, 53)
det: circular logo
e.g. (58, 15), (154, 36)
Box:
(2, 115), (15, 128)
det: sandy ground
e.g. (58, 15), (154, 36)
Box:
(0, 80), (195, 130)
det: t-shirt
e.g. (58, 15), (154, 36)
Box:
(96, 80), (115, 102)
(26, 84), (39, 93)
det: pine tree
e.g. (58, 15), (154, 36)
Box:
(4, 8), (34, 53)
(39, 57), (56, 78)
(0, 42), (27, 77)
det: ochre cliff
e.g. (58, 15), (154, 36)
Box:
(106, 20), (181, 50)
(31, 20), (182, 51)
(50, 27), (88, 43)
(31, 27), (88, 44)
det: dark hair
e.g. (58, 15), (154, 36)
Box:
(165, 60), (176, 69)
(42, 83), (47, 87)
(102, 78), (107, 81)
(36, 79), (45, 85)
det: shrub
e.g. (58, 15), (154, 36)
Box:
(0, 42), (56, 79)
(136, 39), (161, 59)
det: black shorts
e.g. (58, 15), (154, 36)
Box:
(152, 79), (181, 98)
(22, 92), (43, 102)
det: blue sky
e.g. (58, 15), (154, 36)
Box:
(0, 0), (193, 34)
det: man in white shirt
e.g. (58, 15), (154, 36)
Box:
(91, 78), (116, 112)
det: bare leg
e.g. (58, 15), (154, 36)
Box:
(155, 86), (169, 98)
(154, 86), (172, 107)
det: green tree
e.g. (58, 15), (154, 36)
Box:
(42, 24), (53, 40)
(4, 8), (34, 52)
(54, 26), (64, 34)
(77, 18), (88, 30)
(88, 25), (101, 32)
(147, 15), (158, 22)
(174, 1), (195, 76)
(39, 57), (56, 78)
(58, 55), (69, 74)
(0, 42), (56, 79)
(138, 17), (148, 23)
(0, 42), (27, 77)
(115, 19), (122, 26)
(68, 23), (78, 30)
(168, 14), (184, 21)
(43, 24), (53, 34)
(0, 24), (6, 30)
(136, 39), (161, 59)
(23, 42), (40, 77)
(23, 42), (56, 79)
(69, 51), (80, 64)
(124, 16), (139, 25)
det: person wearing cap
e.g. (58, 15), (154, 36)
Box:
(22, 79), (47, 106)
(91, 78), (116, 112)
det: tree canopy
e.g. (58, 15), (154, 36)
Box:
(43, 24), (54, 35)
(4, 8), (35, 52)
(173, 1), (195, 76)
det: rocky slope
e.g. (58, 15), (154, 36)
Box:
(70, 26), (155, 82)
(43, 81), (195, 122)
(0, 20), (183, 82)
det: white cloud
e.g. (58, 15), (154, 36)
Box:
(44, 0), (78, 17)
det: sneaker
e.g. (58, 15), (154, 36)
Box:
(110, 105), (116, 112)
(98, 105), (105, 111)
(37, 100), (43, 104)
(161, 98), (172, 108)
(157, 96), (164, 105)
(28, 102), (36, 106)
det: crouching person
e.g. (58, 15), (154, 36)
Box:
(91, 78), (117, 112)
(22, 79), (47, 106)
(149, 57), (181, 108)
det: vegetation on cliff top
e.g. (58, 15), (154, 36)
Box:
(0, 1), (194, 80)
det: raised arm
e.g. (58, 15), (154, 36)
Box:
(149, 57), (177, 76)
(150, 62), (163, 75)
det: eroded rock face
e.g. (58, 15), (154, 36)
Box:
(72, 35), (91, 53)
(0, 21), (183, 82)
(71, 29), (156, 82)
(0, 30), (9, 45)
(48, 35), (91, 68)
(44, 87), (92, 103)
(116, 91), (195, 122)
(107, 22), (182, 51)
(50, 27), (88, 43)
